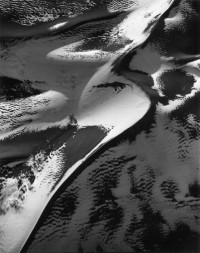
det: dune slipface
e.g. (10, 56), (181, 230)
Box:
(0, 0), (199, 252)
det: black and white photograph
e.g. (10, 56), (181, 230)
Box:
(0, 0), (199, 252)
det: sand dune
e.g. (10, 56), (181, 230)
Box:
(0, 0), (199, 252)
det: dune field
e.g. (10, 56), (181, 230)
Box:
(0, 0), (199, 252)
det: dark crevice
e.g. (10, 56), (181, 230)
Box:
(0, 76), (41, 101)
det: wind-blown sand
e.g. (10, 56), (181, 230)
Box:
(0, 0), (199, 252)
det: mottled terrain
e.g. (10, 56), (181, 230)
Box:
(0, 0), (199, 252)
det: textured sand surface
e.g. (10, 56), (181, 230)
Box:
(0, 0), (199, 252)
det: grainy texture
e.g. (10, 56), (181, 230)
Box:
(0, 0), (199, 252)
